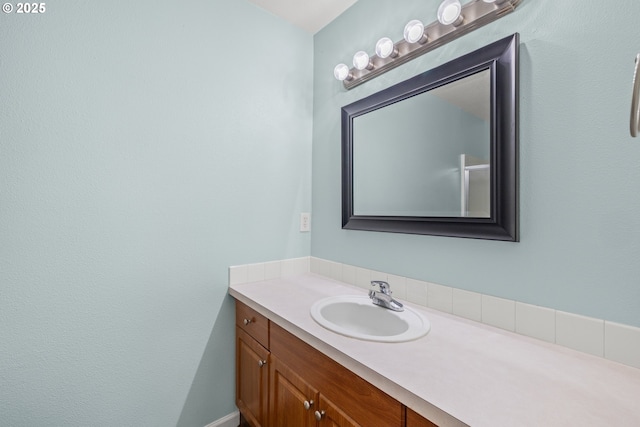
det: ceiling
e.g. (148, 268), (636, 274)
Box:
(247, 0), (358, 34)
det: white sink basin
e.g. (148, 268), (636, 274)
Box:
(310, 295), (430, 343)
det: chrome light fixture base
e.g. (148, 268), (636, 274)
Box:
(340, 0), (521, 90)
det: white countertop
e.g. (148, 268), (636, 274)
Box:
(229, 274), (640, 427)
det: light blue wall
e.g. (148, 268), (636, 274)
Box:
(0, 1), (312, 425)
(312, 0), (640, 327)
(353, 93), (488, 216)
(4, 0), (640, 424)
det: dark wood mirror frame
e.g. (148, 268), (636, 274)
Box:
(341, 33), (519, 241)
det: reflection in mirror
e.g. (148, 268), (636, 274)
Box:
(341, 33), (518, 241)
(353, 70), (490, 217)
(460, 154), (490, 217)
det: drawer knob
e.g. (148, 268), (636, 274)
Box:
(258, 359), (267, 367)
(303, 400), (314, 410)
(314, 410), (325, 421)
(243, 318), (253, 325)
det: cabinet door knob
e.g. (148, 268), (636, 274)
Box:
(303, 400), (314, 410)
(314, 410), (325, 421)
(258, 360), (267, 367)
(243, 318), (252, 325)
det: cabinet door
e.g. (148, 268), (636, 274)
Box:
(270, 323), (403, 427)
(270, 355), (318, 427)
(315, 394), (361, 427)
(237, 327), (270, 427)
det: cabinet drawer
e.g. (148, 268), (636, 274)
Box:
(236, 301), (269, 349)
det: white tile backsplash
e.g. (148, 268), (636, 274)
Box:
(452, 288), (482, 322)
(228, 265), (248, 286)
(247, 263), (265, 283)
(264, 261), (281, 280)
(229, 257), (640, 371)
(341, 263), (357, 286)
(406, 278), (428, 306)
(556, 311), (604, 357)
(516, 302), (556, 343)
(310, 257), (323, 275)
(310, 257), (342, 281)
(428, 283), (453, 313)
(354, 266), (371, 289)
(605, 322), (640, 369)
(327, 260), (343, 281)
(482, 295), (515, 331)
(387, 274), (407, 300)
(370, 270), (388, 283)
(281, 257), (309, 277)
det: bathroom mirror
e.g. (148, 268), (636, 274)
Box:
(341, 33), (518, 241)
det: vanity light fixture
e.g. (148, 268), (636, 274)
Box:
(403, 20), (428, 44)
(437, 0), (463, 26)
(334, 0), (522, 89)
(334, 63), (353, 82)
(375, 37), (399, 59)
(353, 51), (374, 71)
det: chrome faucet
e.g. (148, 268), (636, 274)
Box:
(369, 281), (404, 312)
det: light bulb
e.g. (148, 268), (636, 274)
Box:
(333, 63), (351, 81)
(437, 0), (463, 26)
(404, 20), (427, 44)
(353, 51), (372, 71)
(375, 37), (398, 59)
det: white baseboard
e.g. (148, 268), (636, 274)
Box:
(204, 410), (239, 427)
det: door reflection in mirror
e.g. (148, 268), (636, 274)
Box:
(460, 154), (490, 217)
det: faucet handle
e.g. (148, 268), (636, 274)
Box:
(370, 280), (391, 295)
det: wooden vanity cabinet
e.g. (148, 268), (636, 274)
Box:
(236, 303), (270, 427)
(269, 353), (361, 427)
(270, 322), (402, 427)
(235, 300), (440, 427)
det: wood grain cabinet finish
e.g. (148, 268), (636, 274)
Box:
(315, 394), (361, 427)
(269, 354), (318, 427)
(235, 300), (440, 427)
(236, 328), (269, 427)
(236, 302), (270, 427)
(236, 301), (269, 348)
(269, 353), (362, 427)
(406, 407), (438, 427)
(270, 322), (402, 427)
